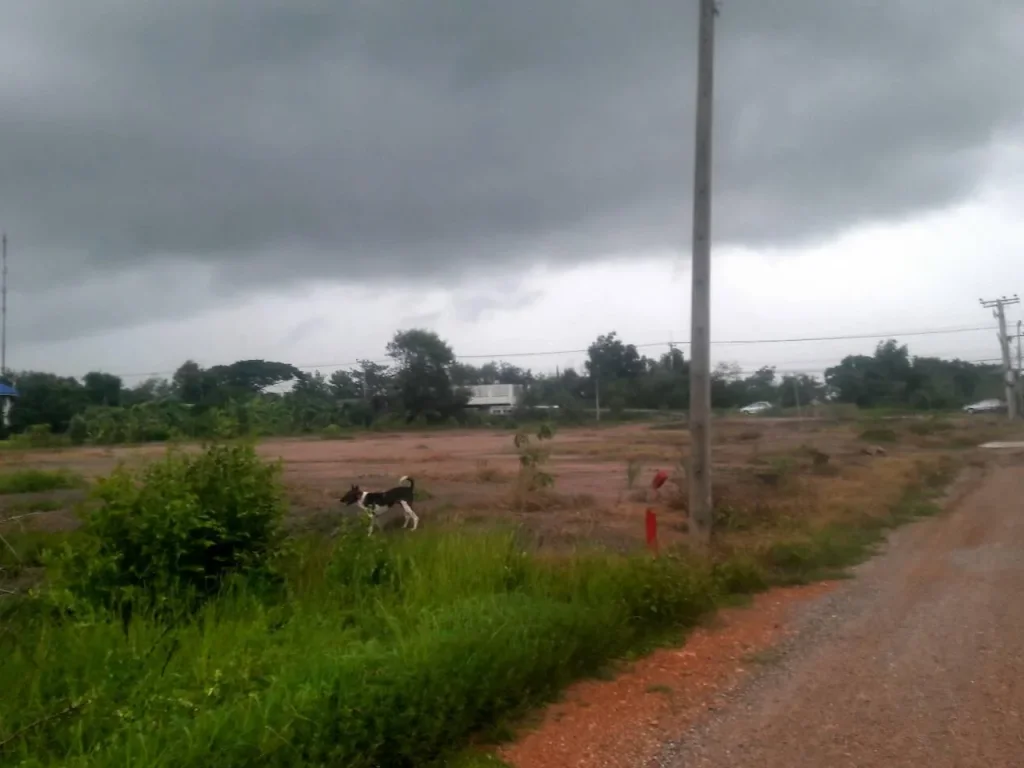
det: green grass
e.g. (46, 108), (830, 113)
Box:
(0, 469), (82, 495)
(754, 468), (948, 586)
(0, 530), (721, 768)
(440, 753), (513, 768)
(0, 455), (957, 768)
(0, 530), (73, 575)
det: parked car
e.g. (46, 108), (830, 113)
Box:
(739, 401), (773, 415)
(962, 398), (1005, 414)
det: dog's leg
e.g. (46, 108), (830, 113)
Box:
(357, 499), (375, 536)
(401, 500), (419, 531)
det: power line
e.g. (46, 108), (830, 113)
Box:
(681, 325), (997, 347)
(109, 324), (1001, 380)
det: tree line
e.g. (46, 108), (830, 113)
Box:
(0, 330), (1003, 445)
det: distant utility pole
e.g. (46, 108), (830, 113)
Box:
(792, 376), (803, 429)
(1017, 320), (1022, 379)
(688, 0), (719, 546)
(980, 295), (1020, 421)
(1017, 320), (1023, 416)
(1, 233), (7, 380)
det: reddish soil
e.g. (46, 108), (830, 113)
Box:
(0, 418), (1007, 550)
(498, 582), (838, 768)
(492, 451), (1024, 768)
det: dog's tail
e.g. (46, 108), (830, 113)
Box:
(398, 475), (414, 491)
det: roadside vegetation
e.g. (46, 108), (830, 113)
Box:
(0, 431), (963, 767)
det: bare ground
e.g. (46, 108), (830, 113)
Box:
(0, 416), (1014, 553)
(653, 451), (1024, 767)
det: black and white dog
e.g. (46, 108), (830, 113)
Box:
(340, 475), (419, 535)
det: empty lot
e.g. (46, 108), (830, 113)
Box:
(0, 415), (1009, 553)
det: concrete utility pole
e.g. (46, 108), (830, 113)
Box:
(980, 295), (1020, 421)
(1, 233), (7, 380)
(792, 376), (803, 429)
(688, 0), (718, 546)
(1017, 320), (1023, 417)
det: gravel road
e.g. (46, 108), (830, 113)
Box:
(656, 459), (1024, 767)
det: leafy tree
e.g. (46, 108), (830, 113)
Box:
(452, 360), (534, 387)
(1, 330), (1006, 446)
(122, 377), (174, 406)
(742, 366), (777, 403)
(8, 372), (88, 433)
(172, 360), (207, 406)
(287, 371), (337, 432)
(354, 360), (392, 400)
(208, 359), (300, 395)
(328, 369), (362, 400)
(386, 329), (468, 422)
(586, 332), (644, 382)
(82, 371), (123, 407)
(778, 374), (827, 407)
(51, 443), (286, 615)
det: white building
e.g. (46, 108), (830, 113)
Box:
(465, 384), (524, 415)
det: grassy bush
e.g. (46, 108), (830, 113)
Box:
(906, 419), (955, 436)
(858, 427), (899, 443)
(5, 424), (72, 450)
(319, 424), (354, 440)
(0, 528), (724, 767)
(0, 468), (82, 495)
(46, 442), (286, 615)
(0, 529), (73, 577)
(0, 450), (956, 767)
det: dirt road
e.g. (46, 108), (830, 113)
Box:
(656, 459), (1024, 767)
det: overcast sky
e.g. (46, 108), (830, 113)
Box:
(4, 0), (1023, 383)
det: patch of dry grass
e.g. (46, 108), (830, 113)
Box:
(507, 483), (597, 513)
(475, 460), (508, 483)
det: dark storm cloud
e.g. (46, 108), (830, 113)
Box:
(4, 1), (1023, 340)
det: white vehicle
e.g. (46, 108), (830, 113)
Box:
(739, 401), (773, 415)
(962, 398), (1004, 414)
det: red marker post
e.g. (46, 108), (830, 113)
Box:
(645, 470), (666, 556)
(645, 508), (659, 556)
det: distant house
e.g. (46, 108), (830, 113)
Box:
(0, 382), (17, 427)
(465, 384), (524, 416)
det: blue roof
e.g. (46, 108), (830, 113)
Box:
(0, 383), (18, 397)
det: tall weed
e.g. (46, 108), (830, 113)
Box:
(46, 442), (286, 616)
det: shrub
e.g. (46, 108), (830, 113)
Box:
(858, 427), (898, 443)
(513, 424), (556, 493)
(625, 458), (643, 489)
(475, 460), (505, 483)
(67, 414), (89, 445)
(8, 424), (70, 450)
(0, 468), (81, 495)
(4, 537), (722, 767)
(48, 442), (287, 614)
(615, 554), (718, 630)
(320, 424), (353, 440)
(907, 419), (954, 436)
(712, 554), (769, 595)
